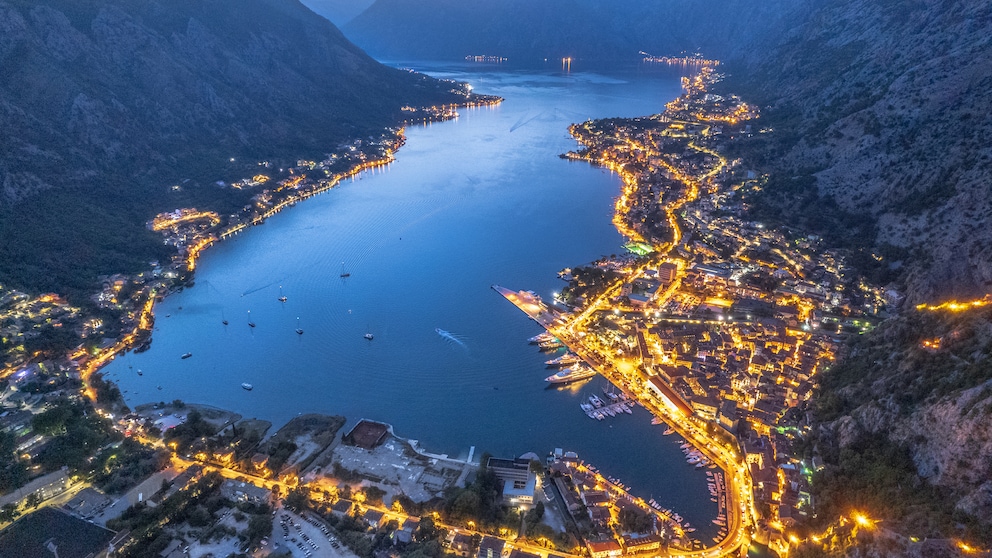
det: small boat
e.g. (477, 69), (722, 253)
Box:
(241, 382), (253, 391)
(339, 262), (350, 278)
(589, 395), (604, 408)
(364, 332), (374, 340)
(603, 406), (616, 417)
(663, 426), (674, 434)
(295, 317), (303, 335)
(248, 310), (256, 328)
(222, 319), (229, 325)
(580, 403), (594, 412)
(278, 285), (287, 302)
(137, 369), (143, 376)
(181, 352), (192, 359)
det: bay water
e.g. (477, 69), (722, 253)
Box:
(104, 61), (718, 533)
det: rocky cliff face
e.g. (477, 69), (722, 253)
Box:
(810, 306), (992, 549)
(732, 0), (992, 301)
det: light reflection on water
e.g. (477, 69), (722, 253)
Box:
(104, 62), (720, 534)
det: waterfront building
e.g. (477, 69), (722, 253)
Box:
(621, 534), (663, 554)
(586, 540), (623, 558)
(487, 457), (537, 505)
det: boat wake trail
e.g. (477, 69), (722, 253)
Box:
(435, 328), (468, 350)
(241, 278), (283, 297)
(509, 112), (543, 132)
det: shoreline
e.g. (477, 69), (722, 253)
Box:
(79, 96), (502, 424)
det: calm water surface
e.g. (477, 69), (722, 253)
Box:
(105, 62), (718, 532)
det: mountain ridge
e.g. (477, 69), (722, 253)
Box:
(0, 0), (474, 295)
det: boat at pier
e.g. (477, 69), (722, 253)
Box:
(545, 364), (596, 384)
(545, 352), (581, 367)
(538, 339), (563, 350)
(529, 331), (556, 344)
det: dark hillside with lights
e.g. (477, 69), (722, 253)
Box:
(0, 0), (474, 294)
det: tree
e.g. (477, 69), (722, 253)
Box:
(449, 489), (481, 520)
(363, 485), (386, 506)
(25, 492), (42, 509)
(247, 513), (273, 544)
(284, 487), (310, 511)
(0, 503), (19, 522)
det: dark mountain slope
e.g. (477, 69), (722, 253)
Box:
(0, 0), (471, 294)
(343, 0), (799, 63)
(298, 0), (374, 26)
(727, 0), (992, 302)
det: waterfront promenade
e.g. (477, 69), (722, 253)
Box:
(494, 284), (753, 557)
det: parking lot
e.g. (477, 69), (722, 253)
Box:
(269, 508), (357, 558)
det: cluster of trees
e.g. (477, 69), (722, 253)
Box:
(265, 439), (298, 474)
(33, 399), (120, 472)
(163, 409), (219, 454)
(617, 507), (653, 534)
(0, 430), (28, 495)
(561, 264), (624, 306)
(91, 438), (170, 495)
(108, 471), (272, 557)
(89, 372), (125, 407)
(441, 466), (507, 529)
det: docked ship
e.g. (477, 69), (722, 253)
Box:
(545, 352), (581, 367)
(545, 364), (596, 385)
(528, 331), (556, 344)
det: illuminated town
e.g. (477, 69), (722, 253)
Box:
(1, 62), (989, 558)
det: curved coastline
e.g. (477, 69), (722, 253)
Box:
(78, 96), (502, 399)
(78, 68), (737, 555)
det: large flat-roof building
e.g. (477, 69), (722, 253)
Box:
(0, 507), (116, 558)
(487, 456), (537, 505)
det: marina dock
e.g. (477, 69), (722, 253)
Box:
(491, 285), (560, 327)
